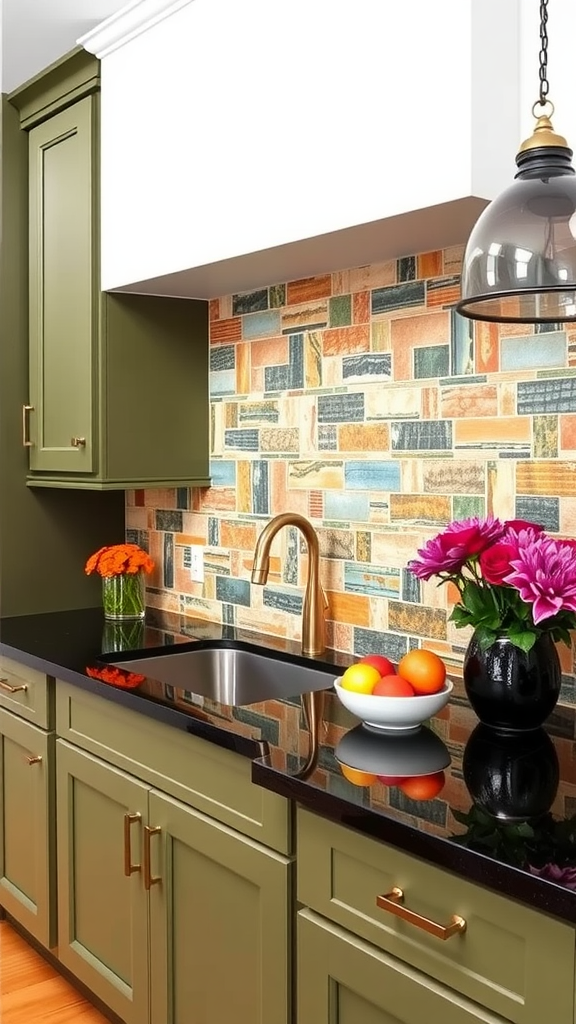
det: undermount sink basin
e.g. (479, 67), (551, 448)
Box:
(110, 643), (334, 707)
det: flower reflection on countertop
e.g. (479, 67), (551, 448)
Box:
(85, 664), (146, 690)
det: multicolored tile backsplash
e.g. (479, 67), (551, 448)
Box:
(127, 243), (576, 702)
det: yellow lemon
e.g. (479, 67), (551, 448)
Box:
(339, 663), (381, 694)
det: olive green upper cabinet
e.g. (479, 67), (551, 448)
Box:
(10, 50), (210, 491)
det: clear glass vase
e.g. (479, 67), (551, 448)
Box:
(102, 572), (146, 620)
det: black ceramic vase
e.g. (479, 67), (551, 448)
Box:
(462, 631), (561, 733)
(463, 724), (559, 821)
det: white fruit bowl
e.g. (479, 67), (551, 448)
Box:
(333, 678), (453, 732)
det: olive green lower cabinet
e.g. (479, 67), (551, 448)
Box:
(0, 708), (55, 948)
(56, 739), (291, 1024)
(298, 909), (502, 1024)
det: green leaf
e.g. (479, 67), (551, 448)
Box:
(506, 629), (536, 653)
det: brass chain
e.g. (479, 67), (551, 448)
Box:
(538, 0), (550, 105)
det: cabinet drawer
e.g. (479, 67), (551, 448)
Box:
(0, 656), (51, 728)
(297, 809), (575, 1024)
(56, 681), (290, 854)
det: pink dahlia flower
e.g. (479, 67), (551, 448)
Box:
(408, 516), (505, 580)
(529, 863), (576, 890)
(504, 536), (576, 623)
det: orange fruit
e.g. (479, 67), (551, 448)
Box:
(397, 649), (446, 695)
(339, 763), (378, 786)
(372, 674), (414, 697)
(359, 654), (395, 676)
(399, 771), (446, 801)
(339, 663), (381, 694)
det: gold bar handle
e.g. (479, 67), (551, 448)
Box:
(26, 755), (42, 765)
(376, 887), (466, 941)
(143, 825), (162, 890)
(123, 813), (142, 876)
(0, 678), (28, 694)
(70, 437), (86, 447)
(22, 405), (34, 447)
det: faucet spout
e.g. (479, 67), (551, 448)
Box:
(251, 513), (327, 657)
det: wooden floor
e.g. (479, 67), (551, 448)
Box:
(0, 921), (110, 1023)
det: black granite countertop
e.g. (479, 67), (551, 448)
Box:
(1, 607), (575, 925)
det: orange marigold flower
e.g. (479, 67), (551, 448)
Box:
(84, 543), (155, 578)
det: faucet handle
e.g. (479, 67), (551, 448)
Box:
(320, 584), (330, 612)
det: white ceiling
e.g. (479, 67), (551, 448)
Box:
(1, 0), (129, 92)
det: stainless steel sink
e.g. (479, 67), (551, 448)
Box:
(110, 644), (335, 706)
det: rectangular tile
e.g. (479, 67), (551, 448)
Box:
(344, 460), (401, 491)
(452, 495), (485, 520)
(318, 393), (364, 423)
(288, 461), (344, 489)
(516, 461), (576, 496)
(318, 424), (337, 450)
(453, 416), (530, 452)
(269, 283), (286, 308)
(345, 563), (400, 598)
(389, 493), (452, 524)
(388, 601), (447, 640)
(209, 460), (237, 487)
(413, 344), (450, 379)
(242, 309), (282, 340)
(265, 365), (290, 392)
(329, 294), (352, 327)
(263, 587), (303, 615)
(327, 590), (370, 627)
(450, 309), (474, 376)
(289, 333), (304, 389)
(338, 422), (389, 452)
(324, 492), (370, 522)
(426, 275), (460, 308)
(260, 427), (300, 453)
(515, 496), (560, 532)
(281, 300), (328, 334)
(287, 274), (332, 305)
(215, 576), (251, 606)
(391, 421), (452, 451)
(353, 291), (370, 324)
(397, 255), (416, 281)
(210, 370), (236, 396)
(232, 289), (268, 315)
(372, 281), (426, 315)
(517, 377), (576, 414)
(220, 520), (257, 550)
(353, 627), (408, 662)
(252, 460), (270, 515)
(401, 568), (421, 603)
(533, 415), (558, 458)
(342, 353), (391, 380)
(155, 510), (183, 532)
(417, 250), (443, 279)
(210, 345), (235, 371)
(210, 317), (242, 343)
(501, 331), (566, 371)
(440, 384), (497, 419)
(323, 325), (370, 357)
(238, 400), (279, 423)
(224, 429), (259, 450)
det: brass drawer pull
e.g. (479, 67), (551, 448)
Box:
(26, 755), (42, 765)
(22, 404), (34, 447)
(0, 678), (28, 694)
(70, 437), (86, 447)
(143, 825), (162, 889)
(124, 812), (142, 876)
(376, 887), (466, 940)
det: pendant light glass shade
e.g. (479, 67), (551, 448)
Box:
(457, 157), (576, 324)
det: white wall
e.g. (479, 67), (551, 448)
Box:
(85, 0), (524, 295)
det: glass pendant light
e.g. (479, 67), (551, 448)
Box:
(457, 0), (576, 324)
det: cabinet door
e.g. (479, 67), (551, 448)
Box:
(0, 710), (54, 948)
(28, 96), (95, 474)
(56, 740), (149, 1024)
(298, 909), (502, 1024)
(148, 789), (291, 1024)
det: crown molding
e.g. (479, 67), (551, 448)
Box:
(78, 0), (194, 59)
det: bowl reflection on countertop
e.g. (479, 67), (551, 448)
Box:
(463, 724), (560, 822)
(335, 723), (451, 781)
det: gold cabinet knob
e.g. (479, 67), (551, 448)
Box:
(70, 437), (86, 447)
(26, 755), (42, 765)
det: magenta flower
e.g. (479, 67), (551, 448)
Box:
(504, 537), (576, 623)
(408, 516), (505, 580)
(529, 863), (576, 889)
